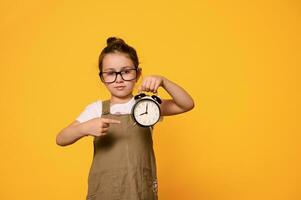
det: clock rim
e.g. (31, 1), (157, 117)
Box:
(131, 98), (161, 127)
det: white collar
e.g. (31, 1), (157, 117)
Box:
(110, 97), (135, 114)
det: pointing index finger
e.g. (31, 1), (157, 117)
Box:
(101, 118), (121, 124)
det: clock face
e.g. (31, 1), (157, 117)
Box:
(132, 99), (161, 127)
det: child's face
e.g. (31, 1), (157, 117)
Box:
(102, 52), (139, 100)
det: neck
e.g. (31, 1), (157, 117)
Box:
(110, 94), (133, 104)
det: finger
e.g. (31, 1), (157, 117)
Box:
(102, 123), (109, 128)
(149, 80), (157, 92)
(144, 79), (152, 92)
(101, 118), (121, 124)
(139, 83), (146, 92)
(153, 81), (161, 93)
(100, 131), (107, 136)
(101, 127), (108, 133)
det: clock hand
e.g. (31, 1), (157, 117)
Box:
(139, 103), (149, 116)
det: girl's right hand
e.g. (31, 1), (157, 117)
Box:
(81, 118), (121, 137)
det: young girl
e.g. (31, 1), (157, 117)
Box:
(56, 37), (194, 200)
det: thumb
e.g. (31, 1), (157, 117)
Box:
(137, 85), (142, 93)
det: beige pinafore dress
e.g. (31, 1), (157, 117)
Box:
(86, 100), (158, 200)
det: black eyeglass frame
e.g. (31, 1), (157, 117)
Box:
(99, 68), (140, 83)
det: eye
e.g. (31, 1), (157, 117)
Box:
(122, 69), (131, 74)
(106, 71), (116, 76)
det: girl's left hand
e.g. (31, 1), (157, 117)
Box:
(138, 75), (165, 93)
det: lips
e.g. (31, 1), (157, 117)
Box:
(114, 86), (126, 90)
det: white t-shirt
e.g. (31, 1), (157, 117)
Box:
(76, 97), (136, 123)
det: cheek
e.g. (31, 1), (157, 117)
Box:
(126, 80), (136, 88)
(103, 83), (114, 91)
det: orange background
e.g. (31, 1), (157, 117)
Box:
(0, 0), (299, 199)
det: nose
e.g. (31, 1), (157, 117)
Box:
(115, 73), (123, 83)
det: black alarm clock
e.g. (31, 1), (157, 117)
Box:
(132, 93), (162, 127)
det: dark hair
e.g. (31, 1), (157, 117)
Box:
(98, 37), (139, 72)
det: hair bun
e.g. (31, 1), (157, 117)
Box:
(106, 37), (125, 46)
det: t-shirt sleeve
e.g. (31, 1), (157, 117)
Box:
(76, 101), (102, 123)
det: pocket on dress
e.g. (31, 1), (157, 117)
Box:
(142, 168), (158, 200)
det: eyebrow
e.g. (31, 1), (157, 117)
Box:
(103, 66), (135, 71)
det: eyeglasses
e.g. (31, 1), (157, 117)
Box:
(99, 68), (139, 83)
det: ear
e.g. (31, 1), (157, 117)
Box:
(99, 72), (105, 83)
(136, 67), (142, 81)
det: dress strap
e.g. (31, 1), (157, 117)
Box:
(101, 100), (111, 115)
